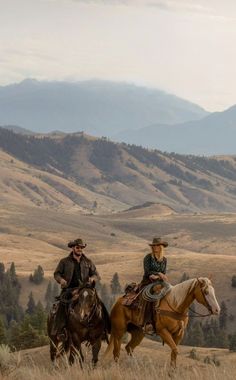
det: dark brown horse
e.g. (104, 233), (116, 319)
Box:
(104, 277), (220, 368)
(48, 284), (110, 366)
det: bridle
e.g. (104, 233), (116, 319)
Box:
(157, 278), (213, 319)
(189, 279), (213, 317)
(75, 288), (100, 327)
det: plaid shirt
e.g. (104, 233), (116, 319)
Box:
(142, 253), (167, 282)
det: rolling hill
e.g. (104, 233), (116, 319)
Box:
(1, 129), (236, 333)
(1, 128), (236, 213)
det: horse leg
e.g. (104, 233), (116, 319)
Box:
(113, 328), (126, 362)
(172, 326), (185, 347)
(69, 333), (83, 367)
(69, 345), (84, 367)
(92, 338), (102, 367)
(49, 338), (57, 362)
(158, 328), (178, 368)
(125, 326), (144, 356)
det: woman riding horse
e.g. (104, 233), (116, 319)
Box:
(140, 237), (169, 333)
(104, 276), (220, 367)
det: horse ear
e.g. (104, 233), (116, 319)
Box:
(208, 273), (213, 281)
(198, 278), (205, 286)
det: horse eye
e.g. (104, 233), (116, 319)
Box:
(204, 289), (209, 295)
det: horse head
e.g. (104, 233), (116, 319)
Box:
(72, 285), (100, 324)
(193, 277), (220, 315)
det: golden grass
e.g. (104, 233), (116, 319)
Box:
(3, 340), (236, 380)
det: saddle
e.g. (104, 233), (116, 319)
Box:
(122, 282), (142, 307)
(122, 282), (164, 307)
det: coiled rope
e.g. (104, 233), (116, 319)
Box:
(142, 281), (172, 302)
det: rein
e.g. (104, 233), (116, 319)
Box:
(188, 306), (212, 318)
(73, 289), (100, 327)
(58, 286), (101, 326)
(156, 279), (213, 320)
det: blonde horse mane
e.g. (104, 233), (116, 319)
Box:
(166, 277), (210, 309)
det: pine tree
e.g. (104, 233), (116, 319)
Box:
(52, 281), (60, 299)
(229, 332), (236, 352)
(26, 292), (36, 315)
(0, 318), (6, 344)
(29, 265), (44, 284)
(0, 263), (5, 283)
(219, 301), (228, 330)
(8, 320), (21, 350)
(190, 322), (204, 347)
(31, 301), (47, 334)
(216, 329), (229, 348)
(204, 326), (215, 347)
(100, 284), (111, 310)
(110, 272), (122, 295)
(18, 316), (40, 350)
(8, 262), (20, 290)
(9, 262), (16, 279)
(231, 275), (236, 288)
(45, 281), (52, 303)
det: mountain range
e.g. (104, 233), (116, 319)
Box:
(1, 127), (236, 213)
(115, 105), (236, 155)
(0, 79), (207, 136)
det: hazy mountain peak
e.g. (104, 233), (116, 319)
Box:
(0, 79), (208, 136)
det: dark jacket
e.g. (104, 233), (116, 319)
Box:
(142, 253), (167, 282)
(54, 252), (99, 287)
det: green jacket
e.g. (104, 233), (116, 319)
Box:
(142, 253), (167, 282)
(54, 252), (99, 287)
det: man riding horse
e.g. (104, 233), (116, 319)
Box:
(51, 237), (110, 341)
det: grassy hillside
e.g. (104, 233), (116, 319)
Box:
(1, 199), (236, 330)
(2, 339), (236, 379)
(0, 149), (126, 213)
(1, 128), (236, 212)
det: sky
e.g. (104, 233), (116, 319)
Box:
(0, 0), (236, 111)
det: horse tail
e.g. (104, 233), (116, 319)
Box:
(102, 333), (114, 361)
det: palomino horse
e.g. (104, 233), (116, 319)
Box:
(48, 284), (110, 366)
(104, 277), (220, 367)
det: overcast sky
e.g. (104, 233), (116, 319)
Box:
(1, 0), (236, 111)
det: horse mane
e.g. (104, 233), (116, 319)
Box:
(166, 277), (209, 309)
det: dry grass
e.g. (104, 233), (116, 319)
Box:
(2, 201), (236, 318)
(2, 341), (236, 380)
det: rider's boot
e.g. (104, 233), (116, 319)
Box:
(144, 322), (155, 335)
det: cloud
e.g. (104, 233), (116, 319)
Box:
(148, 1), (214, 15)
(64, 0), (235, 20)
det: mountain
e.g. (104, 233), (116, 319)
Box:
(0, 149), (125, 214)
(0, 79), (208, 136)
(1, 128), (236, 213)
(115, 105), (236, 155)
(0, 124), (35, 135)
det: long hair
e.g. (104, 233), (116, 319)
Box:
(151, 245), (164, 261)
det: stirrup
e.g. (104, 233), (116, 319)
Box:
(57, 328), (68, 342)
(144, 323), (155, 335)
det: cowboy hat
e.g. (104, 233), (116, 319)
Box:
(68, 238), (87, 249)
(149, 237), (168, 247)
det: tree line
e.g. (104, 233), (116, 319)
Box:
(1, 264), (236, 352)
(0, 264), (123, 351)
